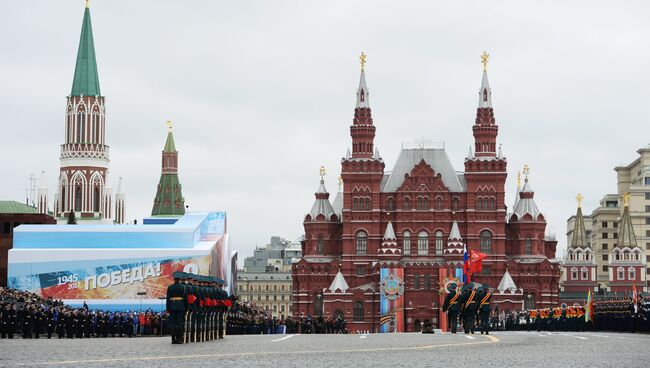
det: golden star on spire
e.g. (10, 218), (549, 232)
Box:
(576, 193), (584, 208)
(360, 51), (367, 72)
(481, 51), (489, 71)
(166, 120), (173, 131)
(86, 0), (90, 8)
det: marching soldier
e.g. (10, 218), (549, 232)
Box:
(442, 282), (461, 333)
(459, 283), (478, 334)
(477, 285), (492, 335)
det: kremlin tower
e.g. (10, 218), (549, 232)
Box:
(53, 2), (125, 223)
(151, 123), (186, 217)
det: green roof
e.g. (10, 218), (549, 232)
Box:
(151, 174), (185, 216)
(164, 131), (177, 152)
(0, 201), (38, 214)
(70, 7), (101, 96)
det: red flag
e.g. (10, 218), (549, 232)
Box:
(468, 250), (488, 274)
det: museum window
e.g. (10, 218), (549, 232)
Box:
(435, 197), (443, 211)
(356, 231), (367, 255)
(480, 230), (492, 253)
(451, 197), (460, 211)
(365, 198), (372, 211)
(581, 267), (588, 280)
(356, 266), (365, 276)
(414, 275), (420, 289)
(617, 267), (625, 280)
(352, 197), (359, 210)
(476, 197), (484, 211)
(571, 267), (578, 280)
(435, 231), (444, 255)
(525, 237), (532, 255)
(403, 231), (411, 255)
(417, 196), (429, 210)
(353, 302), (364, 321)
(628, 267), (636, 280)
(418, 231), (429, 255)
(403, 197), (411, 210)
(424, 275), (431, 290)
(317, 238), (324, 254)
(387, 197), (395, 211)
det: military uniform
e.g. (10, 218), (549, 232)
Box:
(166, 271), (188, 344)
(459, 283), (478, 334)
(442, 283), (461, 333)
(477, 285), (492, 335)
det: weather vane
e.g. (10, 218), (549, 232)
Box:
(360, 51), (367, 72)
(166, 120), (173, 131)
(481, 51), (489, 71)
(576, 193), (583, 208)
(320, 166), (326, 180)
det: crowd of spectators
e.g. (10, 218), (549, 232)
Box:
(0, 286), (170, 339)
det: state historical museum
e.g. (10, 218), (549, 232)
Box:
(292, 54), (560, 333)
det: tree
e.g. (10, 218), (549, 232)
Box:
(67, 210), (77, 225)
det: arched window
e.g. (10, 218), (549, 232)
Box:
(77, 111), (85, 143)
(403, 197), (411, 210)
(365, 198), (371, 211)
(525, 237), (532, 255)
(93, 186), (100, 212)
(451, 197), (460, 211)
(61, 186), (67, 213)
(353, 301), (364, 321)
(356, 231), (367, 255)
(387, 197), (395, 211)
(628, 267), (636, 280)
(435, 231), (444, 255)
(435, 197), (443, 210)
(74, 184), (82, 212)
(617, 267), (625, 280)
(418, 231), (428, 255)
(403, 231), (411, 255)
(480, 230), (492, 253)
(424, 275), (432, 289)
(317, 238), (324, 254)
(571, 267), (578, 280)
(580, 267), (588, 280)
(477, 197), (484, 211)
(414, 275), (420, 289)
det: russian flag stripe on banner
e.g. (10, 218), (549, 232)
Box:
(463, 244), (469, 283)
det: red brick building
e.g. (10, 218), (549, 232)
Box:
(0, 201), (56, 286)
(292, 56), (561, 332)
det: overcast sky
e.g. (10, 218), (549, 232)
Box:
(1, 1), (649, 264)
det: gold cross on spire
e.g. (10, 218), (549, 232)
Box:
(576, 193), (584, 208)
(623, 192), (630, 207)
(360, 51), (367, 72)
(517, 171), (521, 187)
(319, 166), (326, 180)
(481, 51), (489, 71)
(166, 120), (173, 131)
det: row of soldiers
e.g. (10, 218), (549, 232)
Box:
(442, 282), (492, 334)
(593, 298), (650, 333)
(527, 306), (590, 332)
(166, 272), (231, 344)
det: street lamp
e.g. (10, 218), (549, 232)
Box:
(137, 291), (147, 313)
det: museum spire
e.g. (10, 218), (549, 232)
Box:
(350, 52), (376, 159)
(472, 51), (498, 157)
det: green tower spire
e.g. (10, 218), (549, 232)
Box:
(151, 123), (185, 217)
(70, 4), (101, 96)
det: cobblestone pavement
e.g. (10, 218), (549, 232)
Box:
(0, 331), (647, 368)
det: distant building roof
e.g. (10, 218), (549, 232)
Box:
(0, 201), (38, 214)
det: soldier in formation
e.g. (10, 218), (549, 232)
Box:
(442, 282), (461, 333)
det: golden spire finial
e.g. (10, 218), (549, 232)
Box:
(517, 171), (521, 187)
(623, 192), (630, 207)
(166, 120), (173, 131)
(576, 193), (584, 208)
(86, 0), (90, 8)
(523, 165), (530, 180)
(319, 166), (326, 180)
(481, 51), (489, 71)
(360, 51), (367, 72)
(338, 176), (343, 191)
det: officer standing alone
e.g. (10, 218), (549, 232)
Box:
(166, 272), (187, 344)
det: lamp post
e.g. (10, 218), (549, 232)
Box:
(158, 297), (166, 336)
(137, 291), (147, 313)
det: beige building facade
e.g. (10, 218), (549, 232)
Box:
(236, 272), (293, 317)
